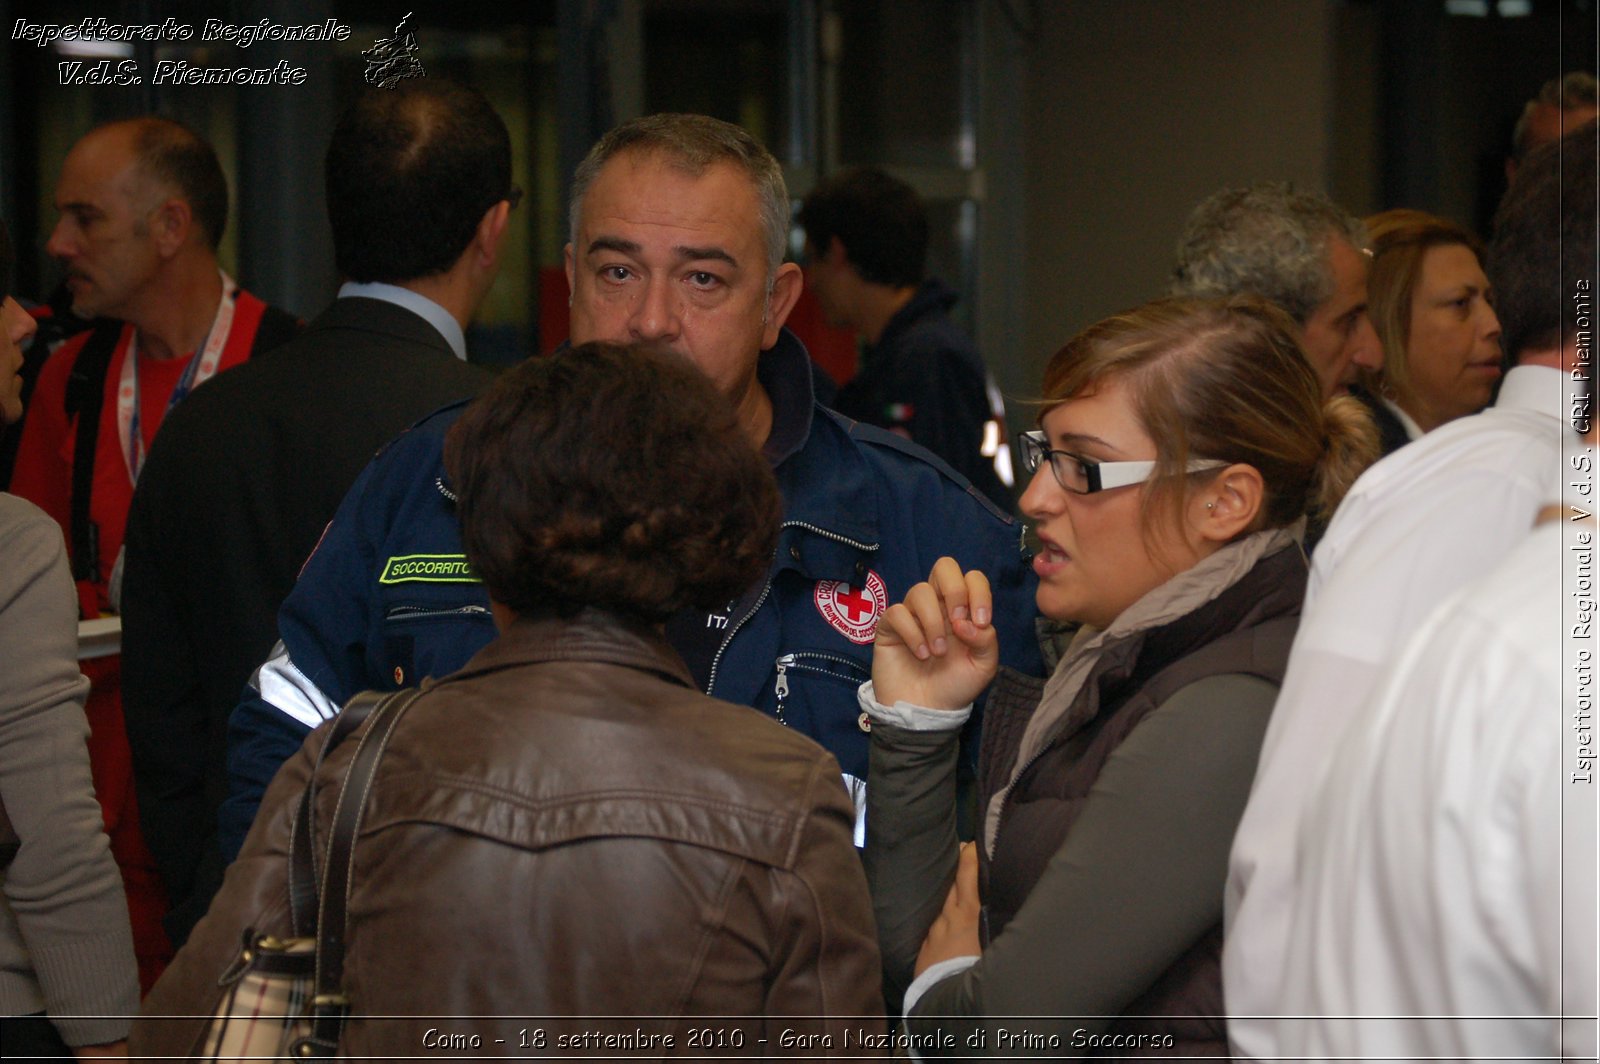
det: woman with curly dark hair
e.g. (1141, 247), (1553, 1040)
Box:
(137, 343), (883, 1056)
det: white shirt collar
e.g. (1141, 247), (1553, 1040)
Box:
(1494, 362), (1564, 418)
(336, 281), (467, 361)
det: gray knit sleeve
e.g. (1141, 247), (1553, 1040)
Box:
(905, 673), (1278, 1055)
(864, 720), (963, 1010)
(0, 495), (139, 1045)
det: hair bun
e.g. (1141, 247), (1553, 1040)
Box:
(1309, 395), (1381, 521)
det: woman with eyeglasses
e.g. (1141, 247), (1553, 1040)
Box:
(862, 296), (1377, 1055)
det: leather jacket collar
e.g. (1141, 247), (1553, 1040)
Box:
(437, 608), (696, 693)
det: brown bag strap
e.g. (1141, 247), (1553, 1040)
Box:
(288, 686), (423, 1060)
(287, 690), (395, 937)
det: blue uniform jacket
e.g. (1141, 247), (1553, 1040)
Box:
(223, 331), (1042, 856)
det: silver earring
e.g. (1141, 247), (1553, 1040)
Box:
(1206, 502), (1215, 511)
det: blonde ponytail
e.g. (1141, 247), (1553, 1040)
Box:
(1308, 394), (1380, 521)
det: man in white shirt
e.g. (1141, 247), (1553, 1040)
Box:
(1224, 122), (1594, 1060)
(1277, 493), (1593, 1059)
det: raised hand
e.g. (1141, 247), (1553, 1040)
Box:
(871, 557), (999, 710)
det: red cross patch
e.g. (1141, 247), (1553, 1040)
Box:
(814, 570), (888, 644)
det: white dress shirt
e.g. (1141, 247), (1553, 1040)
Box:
(1274, 517), (1595, 1062)
(1223, 364), (1570, 1060)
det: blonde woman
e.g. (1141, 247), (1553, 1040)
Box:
(1358, 209), (1503, 450)
(864, 297), (1377, 1054)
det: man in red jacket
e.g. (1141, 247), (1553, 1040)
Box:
(9, 115), (295, 991)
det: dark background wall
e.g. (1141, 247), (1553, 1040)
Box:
(2, 0), (1592, 414)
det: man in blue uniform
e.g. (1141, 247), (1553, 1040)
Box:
(222, 113), (1041, 856)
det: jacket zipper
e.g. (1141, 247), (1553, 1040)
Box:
(706, 521), (877, 700)
(384, 604), (492, 622)
(773, 651), (871, 729)
(781, 520), (877, 553)
(773, 654), (792, 726)
(783, 650), (867, 673)
(705, 573), (774, 696)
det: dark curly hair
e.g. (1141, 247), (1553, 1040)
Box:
(444, 342), (781, 624)
(325, 78), (511, 283)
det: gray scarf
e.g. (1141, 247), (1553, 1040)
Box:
(983, 525), (1300, 855)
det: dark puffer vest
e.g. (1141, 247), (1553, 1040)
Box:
(977, 545), (1306, 1056)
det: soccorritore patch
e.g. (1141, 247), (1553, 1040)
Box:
(378, 554), (479, 584)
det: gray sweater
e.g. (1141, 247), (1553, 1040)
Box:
(865, 533), (1302, 1054)
(868, 675), (1276, 1046)
(0, 493), (138, 1044)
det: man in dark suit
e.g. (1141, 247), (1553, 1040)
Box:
(120, 79), (507, 945)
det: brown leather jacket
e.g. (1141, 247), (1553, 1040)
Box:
(134, 611), (885, 1058)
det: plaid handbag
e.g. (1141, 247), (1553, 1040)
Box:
(198, 932), (316, 1059)
(196, 688), (422, 1062)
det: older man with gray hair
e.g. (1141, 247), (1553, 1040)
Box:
(1170, 182), (1383, 399)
